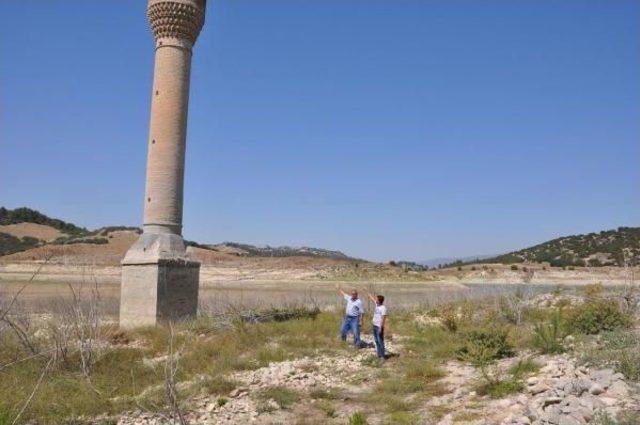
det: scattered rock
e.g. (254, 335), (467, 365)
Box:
(114, 322), (639, 425)
(528, 383), (549, 395)
(588, 383), (604, 395)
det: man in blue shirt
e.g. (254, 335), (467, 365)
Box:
(337, 287), (364, 347)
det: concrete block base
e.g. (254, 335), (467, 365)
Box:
(120, 259), (200, 328)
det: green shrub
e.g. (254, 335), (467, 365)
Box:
(440, 307), (458, 333)
(567, 300), (632, 335)
(95, 226), (141, 236)
(583, 283), (605, 298)
(0, 233), (40, 255)
(532, 309), (566, 354)
(473, 358), (538, 399)
(52, 237), (109, 245)
(0, 207), (87, 235)
(456, 329), (515, 365)
(456, 328), (518, 399)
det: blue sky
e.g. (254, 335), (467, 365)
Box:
(1, 1), (639, 262)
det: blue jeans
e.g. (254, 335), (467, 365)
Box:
(373, 325), (385, 358)
(340, 315), (361, 346)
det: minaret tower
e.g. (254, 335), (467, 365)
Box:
(120, 0), (206, 328)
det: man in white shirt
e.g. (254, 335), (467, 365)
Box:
(368, 292), (387, 359)
(337, 287), (363, 347)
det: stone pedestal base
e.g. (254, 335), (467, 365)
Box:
(120, 233), (200, 328)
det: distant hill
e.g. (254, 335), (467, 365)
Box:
(0, 207), (80, 255)
(0, 207), (355, 261)
(0, 207), (87, 235)
(420, 255), (495, 268)
(470, 227), (640, 267)
(191, 241), (354, 260)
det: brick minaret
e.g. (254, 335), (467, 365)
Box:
(120, 0), (206, 328)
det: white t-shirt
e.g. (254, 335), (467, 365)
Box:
(343, 295), (363, 317)
(372, 305), (387, 327)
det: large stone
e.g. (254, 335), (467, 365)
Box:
(558, 416), (582, 425)
(606, 380), (629, 398)
(543, 397), (563, 408)
(541, 408), (562, 424)
(120, 238), (200, 328)
(528, 383), (549, 395)
(588, 383), (604, 395)
(591, 369), (615, 389)
(570, 378), (592, 396)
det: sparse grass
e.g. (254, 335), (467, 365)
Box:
(348, 371), (371, 385)
(2, 286), (638, 424)
(348, 411), (368, 425)
(579, 330), (640, 381)
(475, 376), (523, 399)
(419, 382), (450, 397)
(428, 404), (453, 421)
(254, 385), (300, 409)
(374, 376), (427, 395)
(200, 376), (238, 395)
(317, 399), (336, 417)
(365, 319), (448, 418)
(0, 408), (13, 425)
(372, 358), (445, 398)
(402, 324), (459, 361)
(361, 354), (383, 367)
(592, 410), (640, 425)
(452, 411), (483, 422)
(383, 395), (417, 413)
(508, 358), (541, 377)
(384, 411), (421, 424)
(309, 386), (341, 400)
(472, 357), (539, 399)
(403, 360), (446, 381)
(0, 308), (346, 424)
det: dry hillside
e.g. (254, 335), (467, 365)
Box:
(0, 223), (64, 242)
(0, 229), (139, 266)
(0, 227), (358, 271)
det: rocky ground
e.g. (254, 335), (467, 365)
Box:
(435, 355), (639, 425)
(117, 334), (399, 425)
(116, 335), (640, 425)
